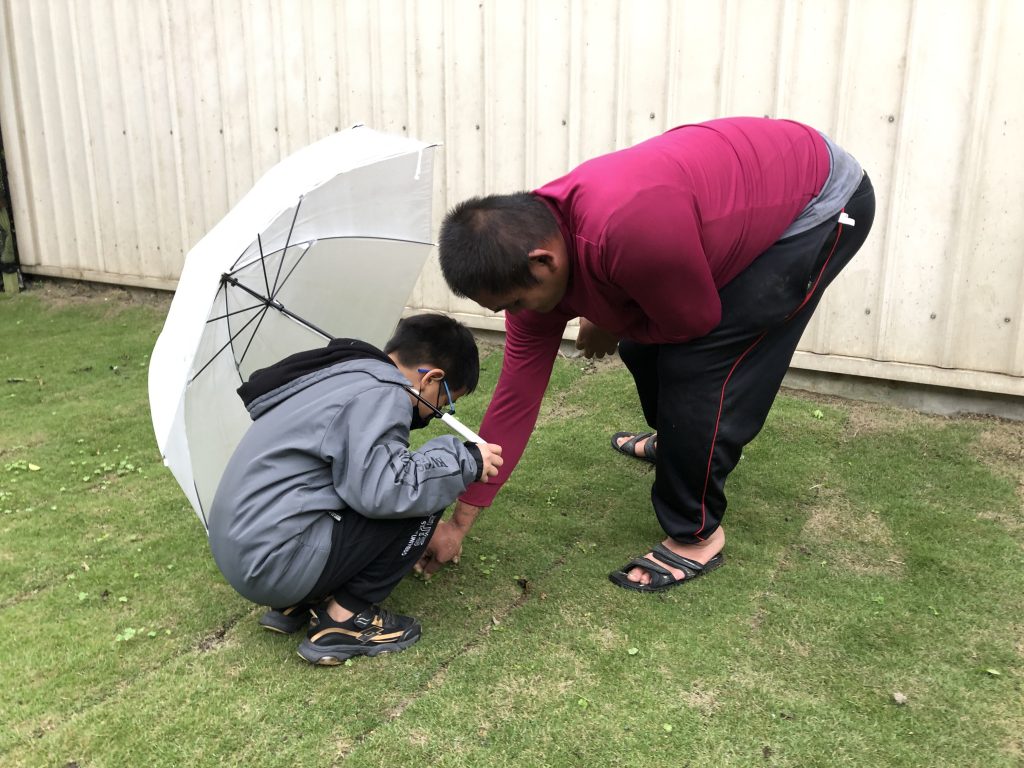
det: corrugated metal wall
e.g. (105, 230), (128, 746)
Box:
(1, 0), (1022, 396)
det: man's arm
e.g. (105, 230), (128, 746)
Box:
(417, 308), (568, 576)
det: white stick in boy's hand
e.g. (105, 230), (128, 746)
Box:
(439, 412), (484, 443)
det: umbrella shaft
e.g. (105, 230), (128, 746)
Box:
(222, 274), (333, 340)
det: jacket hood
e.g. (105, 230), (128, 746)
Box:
(238, 338), (403, 419)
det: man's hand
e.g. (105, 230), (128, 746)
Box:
(415, 501), (482, 579)
(575, 318), (619, 359)
(476, 442), (503, 482)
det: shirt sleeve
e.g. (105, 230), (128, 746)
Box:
(459, 308), (569, 508)
(605, 186), (722, 343)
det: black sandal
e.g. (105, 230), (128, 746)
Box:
(610, 431), (657, 464)
(609, 544), (724, 592)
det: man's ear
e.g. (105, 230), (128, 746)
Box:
(526, 248), (557, 274)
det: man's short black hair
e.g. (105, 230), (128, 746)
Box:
(438, 192), (559, 299)
(384, 313), (480, 395)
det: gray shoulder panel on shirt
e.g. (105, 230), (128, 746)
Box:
(781, 132), (864, 239)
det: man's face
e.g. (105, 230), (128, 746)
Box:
(473, 240), (569, 316)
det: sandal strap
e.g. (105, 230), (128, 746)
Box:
(643, 435), (657, 460)
(612, 431), (653, 454)
(649, 544), (708, 576)
(620, 556), (675, 587)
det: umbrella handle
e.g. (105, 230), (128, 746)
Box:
(439, 413), (483, 444)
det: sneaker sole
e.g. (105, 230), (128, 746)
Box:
(295, 633), (421, 665)
(258, 616), (309, 634)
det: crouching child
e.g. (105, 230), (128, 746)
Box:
(207, 314), (502, 665)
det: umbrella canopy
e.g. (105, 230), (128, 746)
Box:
(149, 126), (439, 529)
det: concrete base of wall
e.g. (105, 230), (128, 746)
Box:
(781, 368), (1024, 421)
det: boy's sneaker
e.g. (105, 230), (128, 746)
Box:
(297, 604), (421, 665)
(259, 602), (316, 634)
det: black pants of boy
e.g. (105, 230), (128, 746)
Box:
(303, 510), (442, 613)
(618, 173), (876, 544)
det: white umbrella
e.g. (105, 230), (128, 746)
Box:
(148, 126), (480, 530)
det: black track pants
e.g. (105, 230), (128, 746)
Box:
(302, 510), (442, 612)
(618, 174), (876, 544)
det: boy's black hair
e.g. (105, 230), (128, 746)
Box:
(437, 192), (559, 299)
(384, 313), (480, 395)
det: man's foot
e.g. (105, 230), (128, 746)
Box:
(296, 604), (421, 666)
(258, 602), (316, 634)
(611, 431), (657, 463)
(615, 527), (726, 589)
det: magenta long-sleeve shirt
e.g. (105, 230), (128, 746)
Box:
(461, 117), (830, 508)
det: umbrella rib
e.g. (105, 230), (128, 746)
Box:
(271, 240), (311, 299)
(257, 233), (271, 299)
(206, 302), (266, 323)
(226, 234), (434, 279)
(271, 195), (304, 297)
(189, 305), (269, 383)
(234, 300), (274, 376)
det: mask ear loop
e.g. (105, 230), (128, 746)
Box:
(401, 384), (483, 443)
(405, 385), (443, 417)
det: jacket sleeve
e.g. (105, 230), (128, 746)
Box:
(459, 307), (568, 508)
(321, 386), (480, 518)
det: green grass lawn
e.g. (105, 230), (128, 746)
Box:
(1, 281), (1022, 767)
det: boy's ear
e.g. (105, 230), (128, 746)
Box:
(417, 366), (444, 386)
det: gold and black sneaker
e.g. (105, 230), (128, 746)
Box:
(296, 604), (421, 665)
(258, 602), (316, 634)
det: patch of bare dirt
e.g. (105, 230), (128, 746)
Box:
(23, 276), (171, 313)
(784, 388), (944, 438)
(563, 350), (625, 375)
(800, 486), (906, 577)
(966, 420), (1024, 533)
(677, 680), (722, 715)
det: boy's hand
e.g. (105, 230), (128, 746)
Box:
(575, 318), (619, 359)
(476, 442), (503, 482)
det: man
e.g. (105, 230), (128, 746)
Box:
(423, 117), (874, 591)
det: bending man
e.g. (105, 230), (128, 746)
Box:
(426, 117), (875, 591)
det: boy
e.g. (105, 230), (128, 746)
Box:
(208, 313), (502, 665)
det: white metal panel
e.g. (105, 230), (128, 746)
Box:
(0, 0), (1022, 396)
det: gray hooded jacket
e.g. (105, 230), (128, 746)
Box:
(207, 357), (480, 607)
